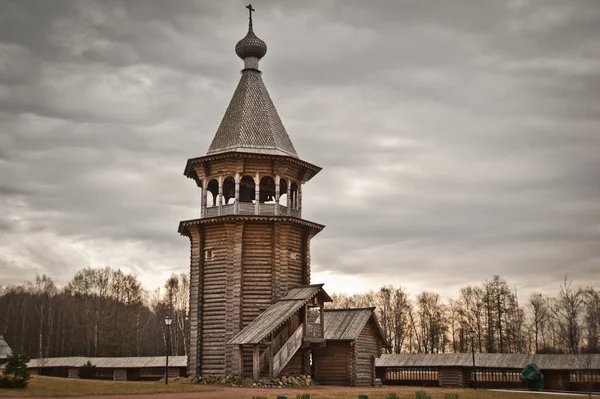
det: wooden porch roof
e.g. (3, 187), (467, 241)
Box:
(228, 284), (330, 345)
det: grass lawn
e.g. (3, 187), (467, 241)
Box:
(0, 376), (215, 397)
(0, 377), (597, 398)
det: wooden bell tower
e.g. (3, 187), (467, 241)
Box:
(179, 5), (324, 378)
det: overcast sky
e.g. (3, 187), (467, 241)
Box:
(1, 0), (599, 299)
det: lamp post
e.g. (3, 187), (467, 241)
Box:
(467, 329), (476, 387)
(164, 316), (173, 385)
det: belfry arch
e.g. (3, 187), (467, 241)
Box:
(260, 176), (276, 203)
(223, 176), (236, 204)
(239, 175), (255, 203)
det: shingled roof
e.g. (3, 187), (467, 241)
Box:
(228, 284), (331, 345)
(323, 308), (386, 342)
(26, 356), (187, 369)
(206, 24), (298, 158)
(376, 353), (600, 371)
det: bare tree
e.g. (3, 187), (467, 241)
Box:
(529, 292), (549, 353)
(549, 277), (585, 353)
(584, 288), (600, 353)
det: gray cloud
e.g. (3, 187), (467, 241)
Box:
(0, 0), (598, 298)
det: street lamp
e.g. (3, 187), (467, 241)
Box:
(164, 316), (173, 385)
(467, 329), (476, 387)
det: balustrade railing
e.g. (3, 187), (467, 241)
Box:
(203, 202), (301, 218)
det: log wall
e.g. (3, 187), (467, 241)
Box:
(113, 368), (127, 381)
(354, 319), (384, 386)
(200, 224), (228, 375)
(313, 341), (353, 385)
(439, 367), (464, 387)
(186, 219), (314, 377)
(187, 228), (202, 377)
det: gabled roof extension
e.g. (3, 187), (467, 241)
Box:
(228, 284), (331, 345)
(323, 308), (387, 343)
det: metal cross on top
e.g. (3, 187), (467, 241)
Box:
(246, 4), (255, 27)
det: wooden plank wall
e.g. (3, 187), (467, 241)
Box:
(273, 224), (308, 299)
(354, 319), (384, 386)
(68, 368), (79, 379)
(200, 224), (227, 375)
(187, 227), (202, 377)
(188, 219), (314, 377)
(241, 223), (275, 372)
(280, 349), (305, 376)
(314, 342), (353, 385)
(225, 222), (243, 376)
(113, 369), (127, 381)
(242, 223), (274, 324)
(287, 226), (306, 285)
(439, 367), (464, 387)
(113, 368), (127, 381)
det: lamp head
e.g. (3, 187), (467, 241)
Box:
(164, 316), (173, 326)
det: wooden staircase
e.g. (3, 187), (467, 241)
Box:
(272, 324), (304, 377)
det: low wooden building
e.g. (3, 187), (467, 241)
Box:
(0, 335), (12, 365)
(312, 308), (386, 386)
(376, 353), (600, 392)
(26, 356), (187, 381)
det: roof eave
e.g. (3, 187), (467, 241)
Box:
(178, 215), (325, 237)
(183, 151), (322, 183)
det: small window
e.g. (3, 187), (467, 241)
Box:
(205, 249), (213, 260)
(290, 251), (298, 260)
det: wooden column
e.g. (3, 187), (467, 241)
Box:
(268, 346), (274, 378)
(320, 305), (325, 338)
(253, 344), (260, 381)
(218, 176), (223, 216)
(234, 173), (240, 214)
(254, 173), (260, 215)
(303, 304), (308, 337)
(238, 345), (244, 380)
(287, 181), (292, 215)
(274, 175), (280, 216)
(297, 184), (302, 218)
(201, 179), (208, 218)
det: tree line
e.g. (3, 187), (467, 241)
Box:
(0, 267), (189, 360)
(1, 269), (598, 359)
(329, 275), (600, 355)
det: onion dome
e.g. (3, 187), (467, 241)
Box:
(235, 26), (267, 60)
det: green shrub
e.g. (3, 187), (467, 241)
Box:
(415, 390), (432, 399)
(444, 394), (459, 399)
(0, 375), (29, 389)
(78, 360), (97, 379)
(0, 352), (30, 389)
(296, 395), (310, 399)
(386, 392), (400, 399)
